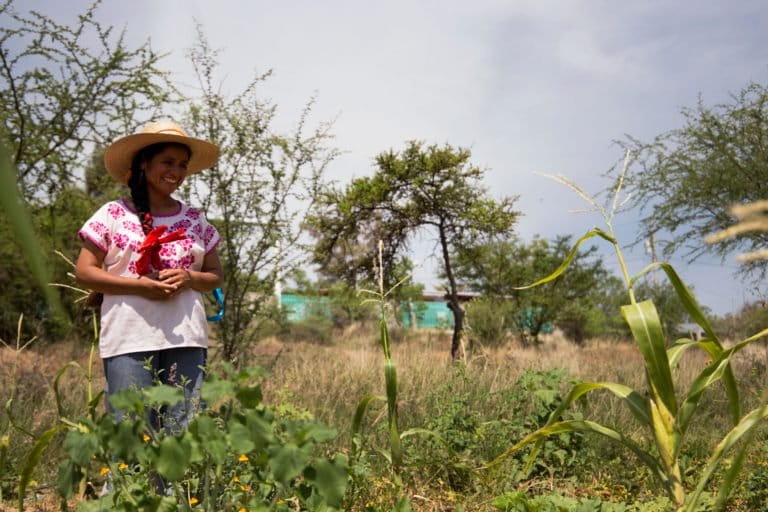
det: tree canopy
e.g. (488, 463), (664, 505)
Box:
(453, 235), (619, 343)
(307, 141), (519, 358)
(620, 81), (768, 282)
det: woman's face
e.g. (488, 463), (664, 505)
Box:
(142, 145), (190, 197)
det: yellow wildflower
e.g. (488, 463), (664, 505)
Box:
(238, 454), (249, 462)
(118, 462), (129, 471)
(240, 485), (250, 491)
(232, 476), (240, 483)
(189, 497), (199, 506)
(99, 467), (110, 477)
(142, 433), (151, 442)
(238, 509), (247, 512)
(276, 500), (285, 505)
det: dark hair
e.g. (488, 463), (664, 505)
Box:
(127, 142), (191, 234)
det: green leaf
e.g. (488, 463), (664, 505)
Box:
(633, 262), (741, 424)
(63, 428), (99, 466)
(678, 326), (768, 436)
(621, 300), (677, 415)
(201, 376), (236, 404)
(106, 420), (143, 460)
(143, 385), (184, 407)
(19, 425), (65, 511)
(53, 362), (85, 417)
(156, 436), (191, 481)
(108, 388), (145, 415)
(190, 415), (227, 465)
(685, 401), (768, 512)
(56, 460), (81, 500)
(235, 383), (262, 408)
(513, 228), (616, 289)
(269, 443), (309, 484)
(227, 419), (256, 454)
(305, 454), (349, 508)
(0, 140), (64, 318)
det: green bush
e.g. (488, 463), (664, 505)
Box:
(56, 363), (349, 511)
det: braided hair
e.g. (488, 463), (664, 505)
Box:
(127, 142), (191, 235)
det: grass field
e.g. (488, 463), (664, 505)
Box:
(3, 324), (768, 511)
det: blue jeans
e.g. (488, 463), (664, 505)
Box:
(103, 347), (206, 433)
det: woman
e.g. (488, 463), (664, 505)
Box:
(75, 121), (223, 431)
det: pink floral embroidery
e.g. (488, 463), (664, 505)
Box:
(107, 203), (126, 219)
(162, 258), (178, 269)
(122, 220), (143, 235)
(191, 223), (203, 237)
(113, 233), (129, 250)
(203, 225), (216, 246)
(89, 221), (108, 236)
(159, 244), (177, 258)
(179, 255), (194, 269)
(169, 219), (192, 232)
(186, 208), (201, 220)
(127, 261), (138, 275)
(179, 239), (194, 252)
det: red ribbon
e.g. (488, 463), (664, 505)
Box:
(135, 225), (187, 276)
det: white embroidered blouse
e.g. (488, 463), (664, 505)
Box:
(78, 199), (221, 358)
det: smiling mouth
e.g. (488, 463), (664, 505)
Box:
(162, 177), (179, 184)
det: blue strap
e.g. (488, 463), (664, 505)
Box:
(207, 287), (225, 322)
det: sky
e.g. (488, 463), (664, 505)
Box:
(18, 0), (768, 314)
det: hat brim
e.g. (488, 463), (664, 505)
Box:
(104, 133), (220, 184)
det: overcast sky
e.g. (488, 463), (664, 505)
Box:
(23, 0), (768, 314)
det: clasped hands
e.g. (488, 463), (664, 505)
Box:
(139, 268), (192, 300)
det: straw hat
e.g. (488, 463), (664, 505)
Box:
(104, 121), (220, 183)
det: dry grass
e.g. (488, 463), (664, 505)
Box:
(3, 327), (767, 511)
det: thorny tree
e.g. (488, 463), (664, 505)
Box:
(182, 30), (337, 364)
(307, 141), (518, 359)
(0, 0), (173, 340)
(619, 81), (768, 285)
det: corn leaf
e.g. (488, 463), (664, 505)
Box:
(384, 360), (402, 467)
(485, 419), (670, 496)
(550, 381), (650, 427)
(633, 262), (740, 424)
(0, 140), (64, 318)
(685, 401), (768, 512)
(514, 228), (616, 289)
(622, 300), (677, 415)
(19, 425), (65, 511)
(678, 326), (768, 436)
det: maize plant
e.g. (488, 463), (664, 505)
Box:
(487, 155), (768, 511)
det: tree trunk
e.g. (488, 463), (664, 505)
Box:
(437, 221), (464, 360)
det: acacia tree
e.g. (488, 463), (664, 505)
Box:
(307, 141), (519, 359)
(620, 81), (768, 282)
(182, 31), (337, 364)
(0, 0), (173, 340)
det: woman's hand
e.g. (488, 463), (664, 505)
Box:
(157, 268), (192, 293)
(137, 274), (180, 300)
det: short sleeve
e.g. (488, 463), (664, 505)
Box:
(78, 203), (115, 253)
(200, 213), (221, 255)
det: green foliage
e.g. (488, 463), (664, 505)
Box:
(632, 281), (691, 338)
(620, 81), (768, 283)
(0, 0), (173, 341)
(464, 297), (517, 347)
(486, 165), (768, 510)
(454, 235), (616, 344)
(55, 363), (349, 511)
(492, 491), (679, 512)
(406, 368), (583, 492)
(182, 28), (337, 364)
(307, 141), (519, 357)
